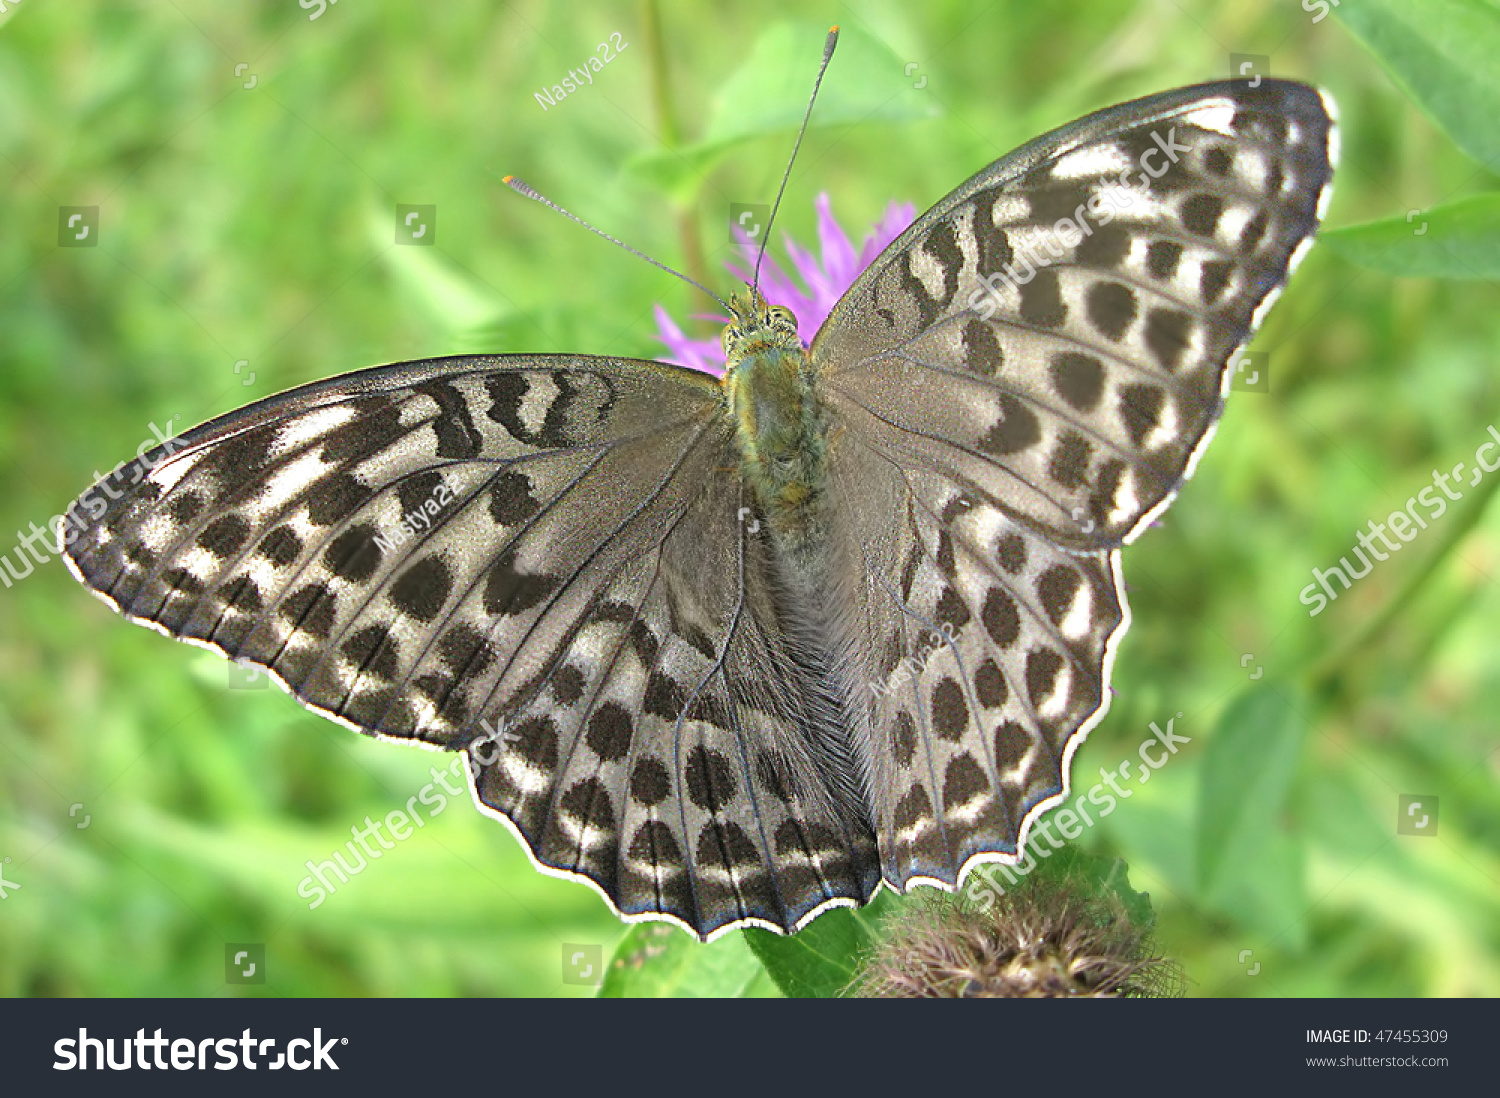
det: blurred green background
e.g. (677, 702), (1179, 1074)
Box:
(1, 0), (1496, 997)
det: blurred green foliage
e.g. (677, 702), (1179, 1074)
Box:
(0, 0), (1496, 997)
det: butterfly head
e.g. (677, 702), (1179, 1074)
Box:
(720, 290), (802, 365)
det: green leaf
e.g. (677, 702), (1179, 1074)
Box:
(598, 923), (777, 997)
(626, 21), (938, 203)
(1203, 831), (1309, 951)
(1321, 194), (1500, 279)
(1195, 684), (1309, 938)
(1336, 0), (1500, 170)
(741, 907), (877, 998)
(974, 843), (1157, 929)
(621, 139), (741, 206)
(702, 21), (938, 145)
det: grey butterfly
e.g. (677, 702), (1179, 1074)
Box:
(63, 77), (1336, 939)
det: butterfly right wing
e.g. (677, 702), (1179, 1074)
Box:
(810, 81), (1336, 892)
(64, 354), (877, 938)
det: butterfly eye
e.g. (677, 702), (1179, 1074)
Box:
(768, 305), (795, 327)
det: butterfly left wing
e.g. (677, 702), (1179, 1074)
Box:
(62, 354), (715, 736)
(811, 80), (1336, 890)
(63, 354), (880, 938)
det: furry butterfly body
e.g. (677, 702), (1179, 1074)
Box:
(65, 78), (1336, 939)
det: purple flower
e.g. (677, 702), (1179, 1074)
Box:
(654, 193), (915, 376)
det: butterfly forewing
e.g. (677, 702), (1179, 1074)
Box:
(818, 80), (1336, 546)
(815, 80), (1334, 889)
(69, 357), (707, 737)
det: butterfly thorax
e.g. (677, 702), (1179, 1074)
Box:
(721, 291), (828, 550)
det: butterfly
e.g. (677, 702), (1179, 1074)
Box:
(62, 64), (1336, 940)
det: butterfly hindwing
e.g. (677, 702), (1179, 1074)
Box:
(815, 79), (1335, 890)
(466, 439), (880, 935)
(828, 446), (1126, 888)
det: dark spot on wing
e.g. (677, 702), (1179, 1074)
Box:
(586, 702), (633, 762)
(1050, 352), (1105, 411)
(1018, 269), (1067, 328)
(982, 589), (1020, 648)
(389, 555), (453, 622)
(1087, 281), (1137, 341)
(685, 746), (737, 811)
(1145, 240), (1183, 281)
(196, 515), (251, 559)
(489, 469), (541, 526)
(325, 525), (382, 581)
(979, 395), (1041, 456)
(343, 624), (399, 680)
(281, 581), (336, 638)
(630, 758), (671, 806)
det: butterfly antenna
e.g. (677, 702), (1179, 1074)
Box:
(503, 175), (731, 313)
(752, 25), (840, 295)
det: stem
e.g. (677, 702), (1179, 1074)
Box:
(641, 0), (712, 316)
(1307, 464), (1500, 695)
(643, 0), (679, 148)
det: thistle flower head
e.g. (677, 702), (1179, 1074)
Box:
(852, 874), (1182, 998)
